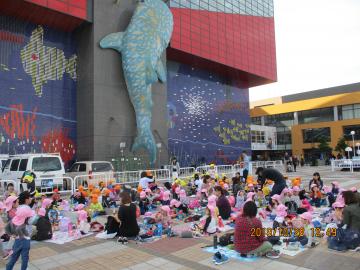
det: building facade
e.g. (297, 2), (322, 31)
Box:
(0, 0), (277, 169)
(250, 83), (360, 161)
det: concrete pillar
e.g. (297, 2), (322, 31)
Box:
(294, 112), (298, 125)
(261, 116), (265, 126)
(334, 106), (338, 121)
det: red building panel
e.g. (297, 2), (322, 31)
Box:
(25, 0), (87, 20)
(169, 8), (277, 86)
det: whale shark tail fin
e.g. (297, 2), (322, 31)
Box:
(100, 32), (124, 52)
(132, 130), (157, 166)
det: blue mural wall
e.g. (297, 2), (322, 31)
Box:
(0, 16), (77, 164)
(167, 61), (251, 166)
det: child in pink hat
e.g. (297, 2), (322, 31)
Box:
(33, 208), (52, 241)
(139, 191), (150, 215)
(274, 204), (288, 225)
(298, 212), (319, 248)
(5, 206), (35, 270)
(77, 210), (90, 235)
(162, 190), (171, 206)
(199, 205), (217, 234)
(5, 196), (19, 221)
(154, 206), (171, 229)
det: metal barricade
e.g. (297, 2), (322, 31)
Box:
(114, 171), (141, 186)
(179, 167), (196, 179)
(36, 176), (74, 195)
(146, 169), (171, 183)
(0, 180), (19, 200)
(73, 173), (115, 191)
(196, 165), (211, 174)
(216, 165), (235, 177)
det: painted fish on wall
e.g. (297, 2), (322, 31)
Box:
(100, 0), (173, 166)
(21, 26), (77, 97)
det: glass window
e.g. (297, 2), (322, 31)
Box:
(251, 117), (262, 125)
(264, 113), (294, 127)
(78, 164), (87, 172)
(32, 157), (61, 172)
(298, 107), (333, 124)
(10, 159), (20, 171)
(3, 159), (11, 170)
(302, 128), (331, 143)
(19, 159), (28, 171)
(92, 163), (113, 172)
(339, 103), (360, 120)
(69, 164), (79, 172)
(343, 125), (360, 140)
(1, 160), (6, 170)
(277, 128), (292, 145)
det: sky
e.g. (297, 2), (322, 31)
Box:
(250, 0), (360, 101)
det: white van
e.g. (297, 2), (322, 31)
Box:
(66, 161), (114, 187)
(0, 155), (9, 170)
(0, 154), (66, 192)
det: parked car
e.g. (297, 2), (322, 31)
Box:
(66, 161), (115, 187)
(0, 155), (9, 170)
(0, 154), (66, 192)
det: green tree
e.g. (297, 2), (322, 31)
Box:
(335, 136), (348, 154)
(318, 137), (332, 158)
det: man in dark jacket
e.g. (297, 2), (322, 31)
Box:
(262, 168), (286, 197)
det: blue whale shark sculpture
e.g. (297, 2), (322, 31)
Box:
(100, 0), (173, 166)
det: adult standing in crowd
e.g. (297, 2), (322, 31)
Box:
(170, 157), (180, 180)
(292, 155), (298, 172)
(262, 168), (286, 196)
(308, 172), (324, 191)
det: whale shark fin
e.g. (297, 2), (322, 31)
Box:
(156, 59), (166, 83)
(99, 32), (124, 52)
(131, 132), (157, 166)
(146, 65), (158, 85)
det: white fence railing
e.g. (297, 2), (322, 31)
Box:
(331, 159), (360, 172)
(0, 161), (285, 197)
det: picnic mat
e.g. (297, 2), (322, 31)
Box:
(203, 246), (259, 262)
(272, 239), (308, 257)
(46, 231), (93, 245)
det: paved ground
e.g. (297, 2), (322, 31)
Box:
(1, 166), (359, 270)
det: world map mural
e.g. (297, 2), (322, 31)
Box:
(167, 61), (251, 166)
(0, 16), (77, 165)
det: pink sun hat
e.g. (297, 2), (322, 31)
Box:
(145, 188), (152, 194)
(276, 204), (288, 217)
(144, 212), (153, 217)
(292, 186), (300, 192)
(175, 187), (181, 194)
(310, 184), (317, 188)
(332, 202), (345, 209)
(12, 206), (35, 226)
(5, 196), (18, 212)
(140, 191), (146, 199)
(170, 199), (181, 208)
(332, 181), (340, 188)
(247, 192), (255, 200)
(77, 210), (88, 222)
(179, 189), (186, 199)
(271, 194), (282, 203)
(38, 208), (46, 217)
(75, 204), (85, 211)
(322, 186), (332, 193)
(208, 195), (217, 207)
(161, 205), (171, 215)
(350, 187), (357, 192)
(41, 198), (53, 209)
(299, 212), (313, 222)
(163, 191), (171, 201)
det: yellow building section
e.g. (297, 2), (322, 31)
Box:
(251, 91), (360, 117)
(291, 119), (360, 156)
